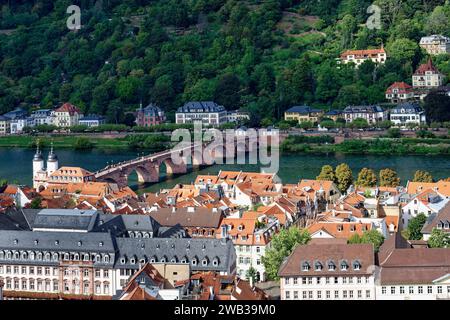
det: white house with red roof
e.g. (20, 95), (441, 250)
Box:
(385, 82), (414, 103)
(412, 59), (444, 89)
(339, 48), (386, 68)
(51, 102), (83, 127)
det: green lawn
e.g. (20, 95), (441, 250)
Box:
(0, 135), (130, 149)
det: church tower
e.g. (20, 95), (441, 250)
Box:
(47, 143), (59, 176)
(32, 143), (44, 178)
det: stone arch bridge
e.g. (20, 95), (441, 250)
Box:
(94, 137), (260, 187)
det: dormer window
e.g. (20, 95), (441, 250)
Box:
(55, 241), (59, 246)
(104, 255), (110, 263)
(130, 258), (136, 264)
(120, 257), (126, 264)
(315, 262), (322, 271)
(337, 225), (343, 232)
(340, 261), (348, 271)
(437, 222), (443, 229)
(192, 258), (198, 266)
(302, 262), (310, 271)
(353, 261), (361, 270)
(202, 258), (208, 266)
(212, 258), (219, 266)
(99, 242), (104, 247)
(78, 241), (82, 247)
(328, 262), (336, 271)
(445, 222), (449, 229)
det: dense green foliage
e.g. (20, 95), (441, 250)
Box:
(428, 228), (450, 248)
(1, 1), (450, 125)
(262, 227), (311, 280)
(404, 213), (427, 240)
(348, 229), (385, 252)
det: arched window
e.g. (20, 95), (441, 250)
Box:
(315, 262), (323, 271)
(202, 258), (209, 266)
(83, 254), (90, 261)
(212, 257), (219, 266)
(13, 251), (19, 259)
(340, 261), (348, 271)
(353, 261), (361, 270)
(104, 255), (110, 263)
(95, 255), (101, 263)
(44, 253), (51, 261)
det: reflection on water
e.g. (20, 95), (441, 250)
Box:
(0, 148), (449, 193)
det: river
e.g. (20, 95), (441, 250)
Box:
(0, 148), (449, 193)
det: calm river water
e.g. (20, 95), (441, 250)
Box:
(0, 148), (449, 193)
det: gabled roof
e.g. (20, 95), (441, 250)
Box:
(414, 59), (442, 75)
(54, 103), (82, 115)
(386, 82), (413, 94)
(340, 48), (386, 59)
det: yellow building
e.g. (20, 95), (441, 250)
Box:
(284, 106), (325, 123)
(0, 115), (10, 135)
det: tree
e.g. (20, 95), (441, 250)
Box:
(413, 170), (434, 183)
(387, 127), (401, 138)
(317, 165), (336, 181)
(30, 197), (42, 209)
(262, 227), (311, 280)
(335, 163), (353, 193)
(428, 228), (450, 248)
(424, 91), (450, 123)
(356, 168), (377, 187)
(245, 266), (258, 283)
(406, 213), (427, 240)
(348, 230), (385, 252)
(379, 168), (400, 187)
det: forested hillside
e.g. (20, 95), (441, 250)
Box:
(0, 0), (449, 125)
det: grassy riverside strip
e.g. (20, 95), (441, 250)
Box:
(281, 136), (450, 155)
(0, 134), (172, 151)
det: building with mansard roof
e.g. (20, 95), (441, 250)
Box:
(0, 208), (236, 300)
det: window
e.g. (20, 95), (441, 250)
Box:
(366, 290), (370, 298)
(308, 291), (313, 299)
(340, 262), (348, 271)
(95, 270), (101, 278)
(409, 286), (414, 294)
(353, 262), (361, 270)
(285, 291), (290, 300)
(302, 262), (310, 271)
(315, 262), (322, 271)
(317, 291), (322, 299)
(418, 286), (423, 294)
(400, 286), (405, 294)
(284, 278), (290, 285)
(382, 287), (387, 294)
(326, 291), (330, 299)
(95, 283), (101, 294)
(343, 290), (347, 298)
(349, 291), (354, 299)
(328, 262), (335, 271)
(293, 291), (298, 299)
(438, 286), (442, 294)
(293, 278), (298, 285)
(390, 287), (395, 295)
(334, 291), (339, 299)
(357, 290), (362, 298)
(427, 286), (432, 294)
(302, 291), (307, 299)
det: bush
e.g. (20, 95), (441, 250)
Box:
(73, 137), (94, 150)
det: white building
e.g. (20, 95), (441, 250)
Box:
(389, 103), (426, 127)
(30, 109), (53, 126)
(412, 59), (444, 89)
(343, 105), (388, 124)
(279, 243), (376, 300)
(419, 35), (450, 55)
(175, 101), (227, 126)
(51, 103), (83, 128)
(339, 48), (386, 68)
(401, 189), (449, 228)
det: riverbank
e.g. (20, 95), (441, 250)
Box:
(281, 136), (450, 155)
(0, 134), (172, 151)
